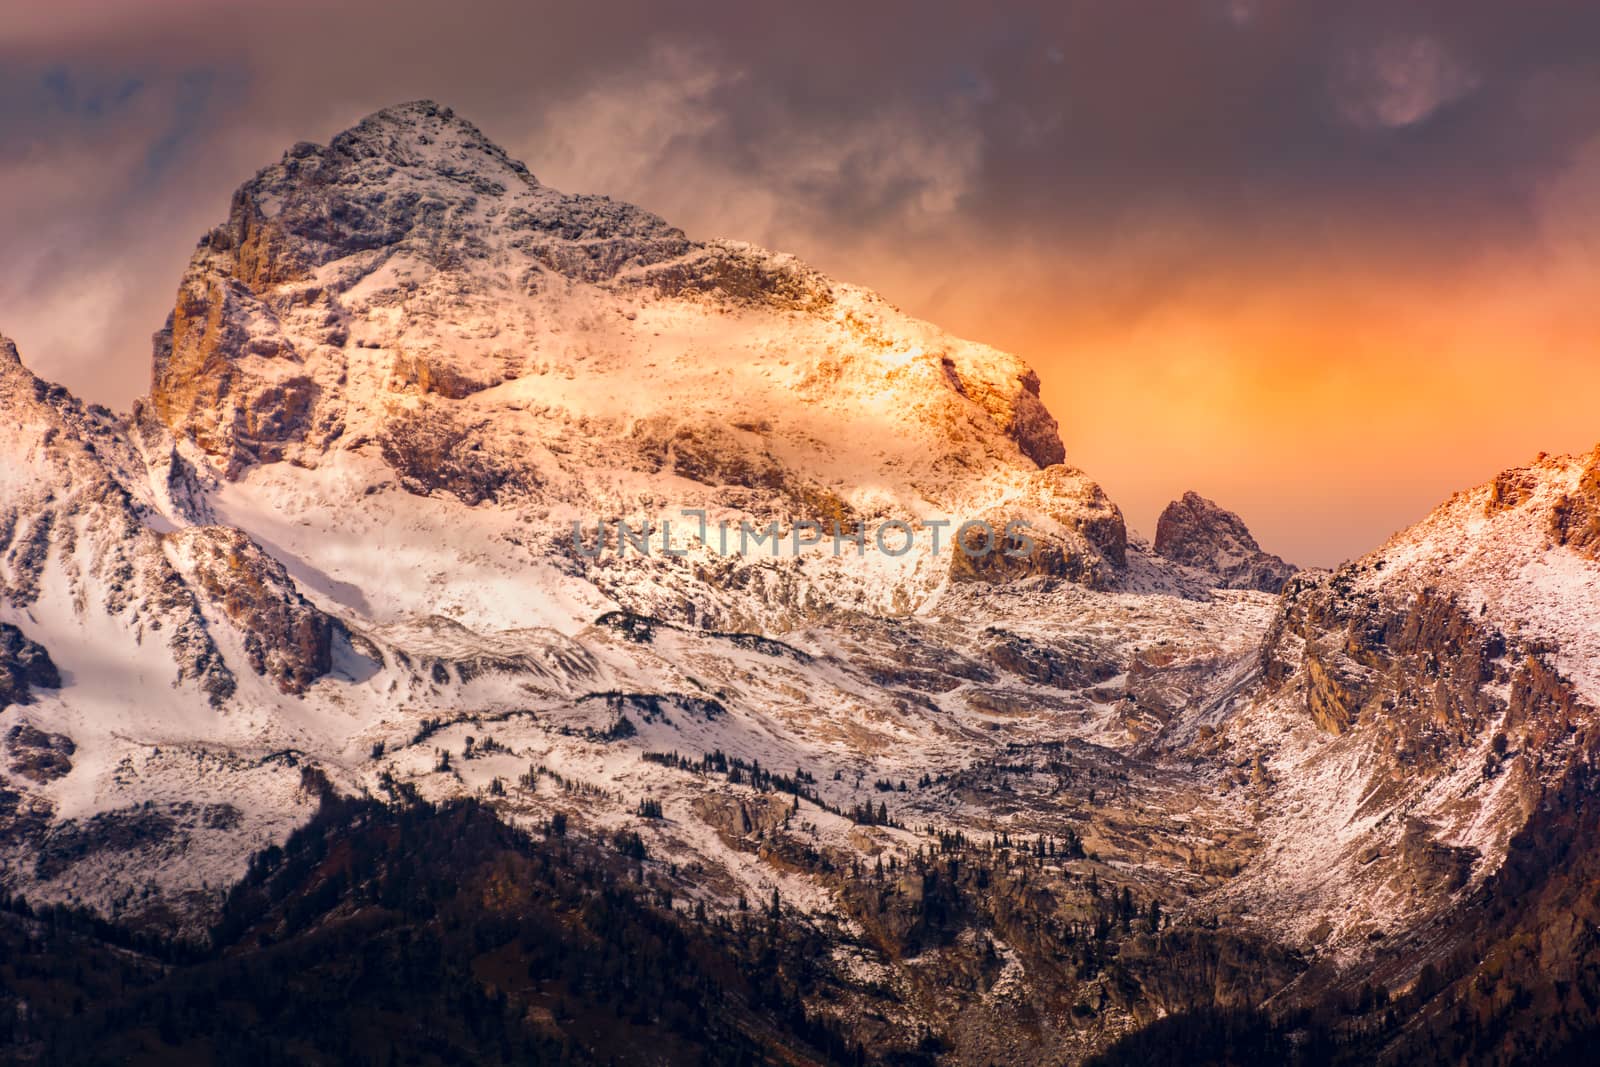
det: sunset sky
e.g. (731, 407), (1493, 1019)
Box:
(4, 1), (1600, 567)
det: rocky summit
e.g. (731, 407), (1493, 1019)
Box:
(3, 103), (1600, 1066)
(1155, 490), (1298, 593)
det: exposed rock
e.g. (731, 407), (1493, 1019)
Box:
(378, 406), (537, 505)
(1486, 465), (1542, 514)
(5, 722), (75, 783)
(631, 416), (787, 492)
(149, 272), (317, 474)
(946, 522), (1110, 587)
(1549, 447), (1600, 561)
(388, 348), (504, 399)
(0, 623), (60, 709)
(1302, 651), (1354, 734)
(939, 360), (1066, 469)
(984, 628), (1119, 689)
(1264, 581), (1505, 746)
(165, 526), (334, 694)
(1390, 818), (1478, 896)
(950, 465), (1128, 587)
(1154, 491), (1296, 592)
(691, 793), (793, 843)
(0, 783), (54, 848)
(624, 241), (832, 310)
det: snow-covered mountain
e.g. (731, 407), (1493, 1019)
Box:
(4, 101), (1600, 1064)
(148, 99), (1131, 631)
(0, 101), (1217, 954)
(1205, 448), (1600, 961)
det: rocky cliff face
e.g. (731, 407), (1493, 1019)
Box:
(1544, 446), (1600, 561)
(165, 526), (335, 695)
(0, 335), (236, 709)
(1154, 491), (1296, 593)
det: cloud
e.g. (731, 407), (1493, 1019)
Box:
(1333, 34), (1480, 129)
(516, 41), (983, 259)
(0, 61), (255, 399)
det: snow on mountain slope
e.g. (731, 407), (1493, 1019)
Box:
(147, 99), (1124, 631)
(1200, 448), (1600, 965)
(0, 103), (1247, 937)
(0, 337), (322, 918)
(1362, 448), (1600, 702)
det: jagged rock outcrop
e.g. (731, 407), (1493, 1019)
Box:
(950, 466), (1128, 587)
(983, 628), (1120, 689)
(1548, 446), (1600, 561)
(1262, 580), (1506, 748)
(938, 361), (1066, 469)
(5, 722), (74, 783)
(1154, 491), (1296, 592)
(0, 624), (59, 710)
(165, 526), (335, 695)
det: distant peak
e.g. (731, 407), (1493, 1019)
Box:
(356, 99), (471, 137)
(1155, 491), (1297, 593)
(0, 334), (46, 393)
(1164, 492), (1260, 550)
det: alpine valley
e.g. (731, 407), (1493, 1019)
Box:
(3, 102), (1599, 1066)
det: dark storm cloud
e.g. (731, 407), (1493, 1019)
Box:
(6, 1), (1599, 284)
(5, 2), (1597, 345)
(939, 1), (1600, 259)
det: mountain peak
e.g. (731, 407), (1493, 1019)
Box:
(369, 98), (454, 122)
(0, 335), (32, 397)
(1154, 490), (1297, 592)
(147, 101), (1083, 574)
(135, 98), (1121, 633)
(319, 99), (536, 183)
